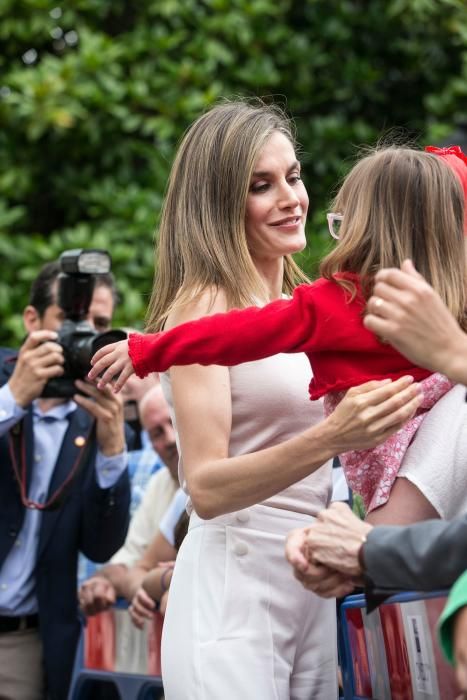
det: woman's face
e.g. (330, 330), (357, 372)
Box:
(245, 131), (308, 263)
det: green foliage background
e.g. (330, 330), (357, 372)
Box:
(1, 0), (466, 344)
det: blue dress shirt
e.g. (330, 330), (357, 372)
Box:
(77, 432), (163, 584)
(0, 383), (127, 615)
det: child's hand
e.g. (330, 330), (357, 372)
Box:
(88, 339), (134, 393)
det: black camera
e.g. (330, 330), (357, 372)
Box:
(41, 249), (127, 398)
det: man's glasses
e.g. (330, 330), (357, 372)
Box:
(326, 213), (343, 240)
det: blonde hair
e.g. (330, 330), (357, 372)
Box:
(320, 146), (467, 328)
(146, 99), (309, 332)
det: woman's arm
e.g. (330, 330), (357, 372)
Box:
(167, 292), (423, 519)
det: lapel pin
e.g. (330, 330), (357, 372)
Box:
(74, 436), (86, 447)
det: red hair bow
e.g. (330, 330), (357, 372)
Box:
(425, 144), (467, 166)
(426, 145), (467, 235)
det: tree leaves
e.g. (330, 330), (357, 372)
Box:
(0, 0), (465, 344)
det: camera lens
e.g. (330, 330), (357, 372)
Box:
(67, 328), (127, 379)
(91, 329), (127, 356)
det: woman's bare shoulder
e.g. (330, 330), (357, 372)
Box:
(165, 286), (229, 329)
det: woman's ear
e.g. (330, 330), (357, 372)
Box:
(23, 305), (41, 333)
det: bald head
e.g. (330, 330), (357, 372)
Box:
(139, 385), (178, 481)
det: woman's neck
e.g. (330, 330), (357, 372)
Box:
(253, 257), (284, 301)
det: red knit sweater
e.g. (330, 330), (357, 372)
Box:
(129, 273), (431, 399)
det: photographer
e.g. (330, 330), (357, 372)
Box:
(0, 257), (131, 700)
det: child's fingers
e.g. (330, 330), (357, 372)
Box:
(95, 359), (126, 389)
(88, 351), (117, 381)
(90, 343), (113, 368)
(112, 365), (135, 394)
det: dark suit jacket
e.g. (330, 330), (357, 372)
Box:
(363, 516), (467, 609)
(0, 348), (131, 699)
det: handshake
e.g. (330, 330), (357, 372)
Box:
(285, 502), (373, 599)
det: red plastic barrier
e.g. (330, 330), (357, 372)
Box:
(84, 607), (163, 676)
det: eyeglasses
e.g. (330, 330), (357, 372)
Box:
(326, 212), (343, 240)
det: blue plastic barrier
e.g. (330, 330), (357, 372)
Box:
(338, 590), (459, 700)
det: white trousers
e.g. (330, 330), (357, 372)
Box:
(162, 504), (338, 700)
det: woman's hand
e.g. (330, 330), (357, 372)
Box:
(128, 585), (156, 629)
(324, 375), (423, 454)
(364, 259), (467, 383)
(88, 339), (135, 393)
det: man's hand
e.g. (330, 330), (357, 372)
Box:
(364, 259), (467, 383)
(129, 586), (156, 629)
(303, 502), (373, 577)
(74, 380), (125, 456)
(285, 502), (374, 599)
(285, 524), (356, 598)
(8, 330), (64, 407)
(88, 339), (135, 394)
(454, 606), (467, 698)
(78, 575), (116, 616)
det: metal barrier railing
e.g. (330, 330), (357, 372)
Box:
(70, 590), (459, 699)
(338, 590), (458, 700)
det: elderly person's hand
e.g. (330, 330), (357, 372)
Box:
(364, 259), (467, 384)
(285, 502), (376, 598)
(303, 502), (373, 578)
(285, 522), (356, 599)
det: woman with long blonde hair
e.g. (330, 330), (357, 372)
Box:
(90, 101), (423, 698)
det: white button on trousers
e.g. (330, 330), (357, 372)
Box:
(161, 504), (338, 699)
(235, 509), (250, 523)
(233, 541), (248, 556)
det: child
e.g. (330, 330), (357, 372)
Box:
(90, 145), (467, 512)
